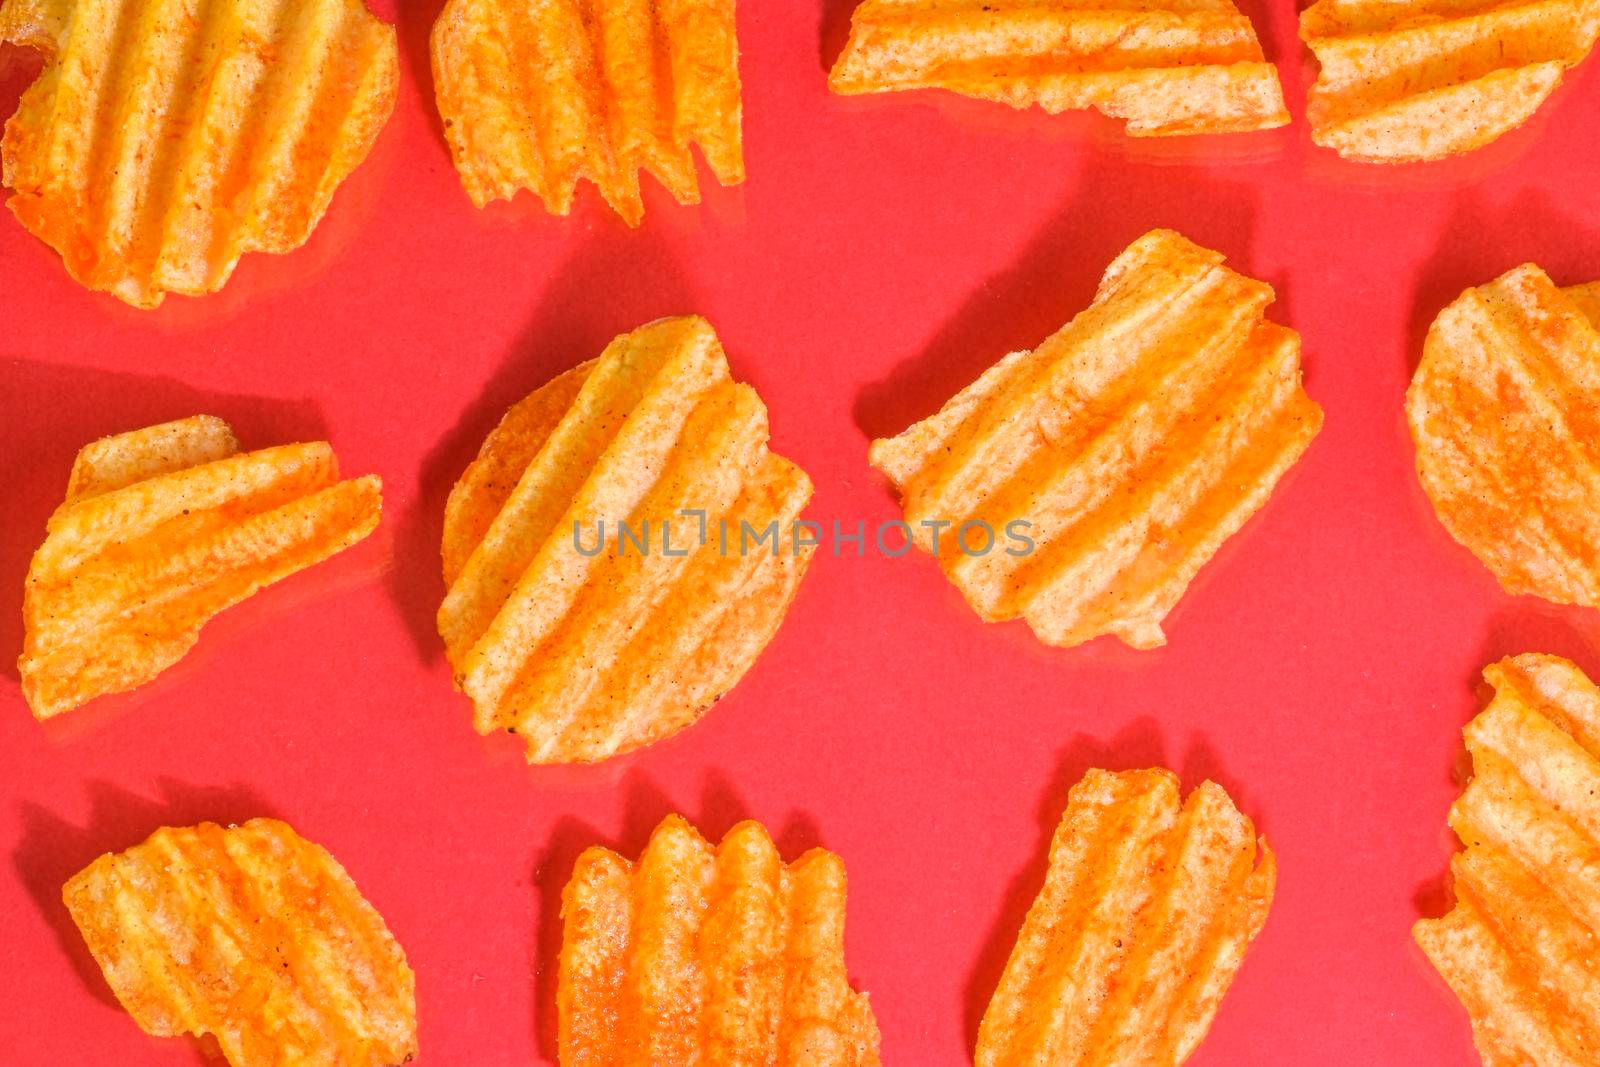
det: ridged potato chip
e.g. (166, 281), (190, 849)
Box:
(1408, 265), (1600, 607)
(20, 415), (382, 718)
(0, 0), (398, 307)
(431, 0), (742, 226)
(64, 818), (416, 1066)
(560, 815), (881, 1066)
(869, 229), (1322, 650)
(977, 768), (1274, 1067)
(1300, 0), (1600, 162)
(439, 316), (813, 763)
(1415, 653), (1600, 1064)
(829, 0), (1288, 135)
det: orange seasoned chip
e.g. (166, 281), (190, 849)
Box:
(869, 229), (1322, 650)
(828, 0), (1288, 136)
(64, 818), (416, 1066)
(1407, 265), (1600, 607)
(1300, 0), (1600, 162)
(560, 815), (881, 1066)
(20, 416), (383, 718)
(439, 316), (813, 763)
(430, 0), (743, 226)
(1414, 654), (1600, 1064)
(0, 0), (398, 308)
(977, 768), (1275, 1067)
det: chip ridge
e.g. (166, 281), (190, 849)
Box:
(869, 228), (1322, 651)
(559, 815), (881, 1066)
(828, 0), (1288, 135)
(437, 315), (814, 763)
(1299, 0), (1600, 161)
(0, 0), (398, 306)
(1415, 653), (1600, 1064)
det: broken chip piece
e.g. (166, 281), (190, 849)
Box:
(869, 229), (1322, 650)
(20, 415), (383, 719)
(977, 768), (1275, 1067)
(438, 315), (813, 763)
(430, 0), (743, 226)
(1414, 653), (1600, 1065)
(828, 0), (1288, 136)
(1299, 0), (1600, 162)
(63, 818), (417, 1067)
(0, 0), (398, 307)
(1407, 264), (1600, 608)
(560, 815), (881, 1065)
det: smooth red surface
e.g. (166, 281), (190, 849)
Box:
(4, 3), (1600, 1064)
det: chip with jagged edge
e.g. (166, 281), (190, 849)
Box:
(1408, 265), (1600, 607)
(64, 818), (416, 1066)
(20, 415), (383, 718)
(828, 0), (1288, 135)
(869, 229), (1322, 651)
(1415, 653), (1600, 1064)
(438, 315), (813, 763)
(1300, 0), (1600, 162)
(560, 814), (881, 1065)
(0, 0), (397, 307)
(431, 0), (742, 226)
(977, 767), (1275, 1067)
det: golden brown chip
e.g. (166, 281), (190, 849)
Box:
(1407, 265), (1600, 607)
(560, 815), (881, 1066)
(430, 0), (743, 226)
(64, 818), (416, 1066)
(20, 415), (383, 719)
(977, 768), (1275, 1067)
(828, 0), (1288, 136)
(1300, 0), (1600, 162)
(1414, 654), (1600, 1064)
(438, 315), (813, 763)
(869, 229), (1322, 650)
(0, 0), (398, 308)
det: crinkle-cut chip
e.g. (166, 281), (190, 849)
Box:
(1407, 265), (1600, 607)
(438, 315), (814, 763)
(977, 768), (1275, 1067)
(19, 416), (382, 719)
(63, 818), (416, 1066)
(0, 0), (398, 308)
(869, 229), (1322, 651)
(559, 815), (881, 1066)
(827, 0), (1288, 136)
(430, 0), (743, 226)
(1299, 0), (1600, 162)
(1414, 654), (1600, 1065)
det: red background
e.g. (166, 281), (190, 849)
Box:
(4, 2), (1600, 1063)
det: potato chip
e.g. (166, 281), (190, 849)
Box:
(869, 229), (1322, 650)
(64, 818), (416, 1066)
(0, 0), (398, 308)
(1407, 265), (1600, 607)
(1299, 0), (1600, 162)
(439, 316), (813, 763)
(828, 0), (1288, 135)
(431, 0), (742, 226)
(977, 768), (1274, 1067)
(20, 416), (383, 718)
(1414, 654), (1600, 1064)
(560, 815), (881, 1066)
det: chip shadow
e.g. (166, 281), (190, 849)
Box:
(12, 780), (279, 1026)
(0, 361), (330, 692)
(850, 152), (1264, 446)
(389, 231), (699, 668)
